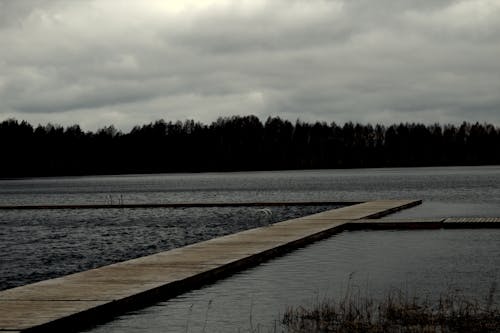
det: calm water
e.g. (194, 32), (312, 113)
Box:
(1, 166), (499, 213)
(85, 229), (500, 333)
(0, 166), (499, 330)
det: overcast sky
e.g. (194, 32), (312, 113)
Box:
(1, 0), (499, 131)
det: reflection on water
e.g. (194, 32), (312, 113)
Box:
(86, 229), (500, 333)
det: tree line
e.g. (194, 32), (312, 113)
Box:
(1, 115), (499, 177)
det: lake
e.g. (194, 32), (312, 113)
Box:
(85, 229), (500, 333)
(1, 166), (499, 213)
(1, 166), (499, 330)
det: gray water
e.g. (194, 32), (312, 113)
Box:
(0, 205), (338, 290)
(1, 166), (499, 207)
(86, 229), (500, 333)
(1, 166), (500, 330)
(1, 166), (499, 214)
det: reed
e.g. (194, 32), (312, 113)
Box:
(282, 284), (500, 333)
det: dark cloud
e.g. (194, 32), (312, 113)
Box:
(0, 0), (499, 130)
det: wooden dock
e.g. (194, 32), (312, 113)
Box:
(2, 199), (499, 333)
(0, 201), (361, 210)
(0, 200), (420, 333)
(351, 217), (500, 229)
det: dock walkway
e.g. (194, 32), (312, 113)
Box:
(0, 199), (450, 332)
(0, 201), (360, 210)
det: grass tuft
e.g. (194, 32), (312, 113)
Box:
(282, 285), (500, 333)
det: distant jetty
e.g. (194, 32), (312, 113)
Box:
(0, 201), (360, 210)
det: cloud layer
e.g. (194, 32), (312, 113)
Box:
(1, 0), (499, 130)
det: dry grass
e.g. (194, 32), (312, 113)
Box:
(282, 283), (500, 333)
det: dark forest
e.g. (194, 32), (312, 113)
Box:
(1, 115), (499, 177)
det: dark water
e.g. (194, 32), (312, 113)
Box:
(0, 205), (337, 290)
(86, 229), (500, 333)
(0, 166), (499, 330)
(1, 166), (499, 209)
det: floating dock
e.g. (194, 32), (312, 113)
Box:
(2, 199), (498, 332)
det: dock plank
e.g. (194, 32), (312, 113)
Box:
(0, 300), (105, 331)
(444, 217), (500, 223)
(0, 200), (420, 332)
(444, 217), (500, 228)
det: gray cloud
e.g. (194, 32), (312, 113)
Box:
(0, 0), (499, 130)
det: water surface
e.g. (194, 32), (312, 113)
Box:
(2, 166), (499, 210)
(0, 205), (336, 290)
(86, 229), (500, 333)
(1, 166), (499, 297)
